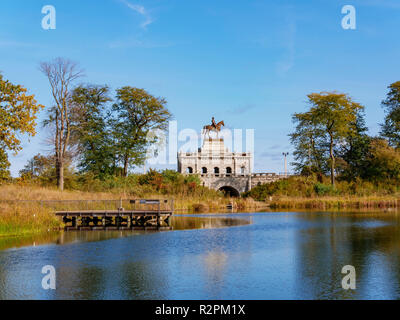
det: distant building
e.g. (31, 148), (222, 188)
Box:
(178, 136), (283, 196)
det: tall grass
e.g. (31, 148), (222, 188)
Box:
(0, 202), (62, 237)
(0, 183), (266, 237)
(268, 196), (400, 209)
(243, 175), (400, 209)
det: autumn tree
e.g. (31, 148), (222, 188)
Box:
(291, 92), (364, 186)
(364, 138), (400, 181)
(40, 58), (84, 190)
(19, 153), (55, 179)
(111, 87), (172, 177)
(19, 153), (76, 186)
(0, 73), (44, 180)
(0, 149), (11, 180)
(380, 81), (400, 147)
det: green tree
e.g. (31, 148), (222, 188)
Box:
(111, 87), (172, 177)
(336, 112), (371, 180)
(291, 92), (364, 186)
(364, 138), (400, 181)
(289, 111), (326, 175)
(19, 153), (54, 178)
(19, 153), (76, 186)
(0, 73), (44, 180)
(70, 84), (115, 178)
(381, 81), (400, 147)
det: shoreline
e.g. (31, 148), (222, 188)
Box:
(2, 184), (400, 238)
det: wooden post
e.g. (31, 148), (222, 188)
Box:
(157, 201), (160, 226)
(128, 213), (132, 228)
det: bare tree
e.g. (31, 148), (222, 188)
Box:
(39, 58), (84, 190)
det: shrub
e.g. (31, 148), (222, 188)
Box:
(314, 183), (335, 196)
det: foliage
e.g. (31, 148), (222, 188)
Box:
(290, 92), (364, 185)
(313, 183), (336, 196)
(19, 153), (55, 179)
(19, 153), (76, 187)
(380, 81), (400, 147)
(363, 138), (400, 181)
(0, 73), (44, 153)
(244, 174), (400, 201)
(335, 114), (371, 180)
(0, 148), (11, 181)
(111, 87), (172, 176)
(70, 84), (115, 177)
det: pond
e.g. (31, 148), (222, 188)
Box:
(0, 211), (400, 299)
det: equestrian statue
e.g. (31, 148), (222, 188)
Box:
(203, 117), (225, 137)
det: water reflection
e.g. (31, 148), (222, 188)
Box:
(0, 215), (250, 251)
(292, 212), (400, 299)
(1, 212), (400, 299)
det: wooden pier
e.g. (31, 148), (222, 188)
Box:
(54, 199), (173, 231)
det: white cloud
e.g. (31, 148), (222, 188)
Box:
(119, 0), (154, 29)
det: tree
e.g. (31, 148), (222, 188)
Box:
(0, 148), (11, 181)
(39, 58), (84, 190)
(380, 81), (400, 147)
(289, 111), (326, 175)
(291, 92), (364, 186)
(336, 112), (371, 180)
(19, 153), (76, 186)
(0, 73), (44, 180)
(19, 153), (55, 179)
(111, 87), (172, 177)
(364, 138), (400, 181)
(70, 84), (115, 177)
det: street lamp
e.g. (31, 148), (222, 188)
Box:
(282, 152), (289, 177)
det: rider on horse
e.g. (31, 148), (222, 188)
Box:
(211, 117), (217, 129)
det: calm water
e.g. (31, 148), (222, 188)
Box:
(1, 211), (400, 300)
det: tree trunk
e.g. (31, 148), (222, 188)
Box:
(58, 159), (64, 191)
(123, 155), (129, 177)
(55, 158), (59, 187)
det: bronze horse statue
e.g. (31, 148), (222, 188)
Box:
(203, 120), (225, 137)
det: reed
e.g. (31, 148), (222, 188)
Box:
(0, 202), (62, 237)
(0, 184), (266, 237)
(268, 196), (400, 209)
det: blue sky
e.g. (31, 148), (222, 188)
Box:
(1, 0), (399, 176)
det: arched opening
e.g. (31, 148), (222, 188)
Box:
(226, 167), (232, 175)
(202, 167), (207, 174)
(219, 186), (240, 197)
(214, 167), (220, 176)
(187, 167), (193, 174)
(240, 166), (245, 175)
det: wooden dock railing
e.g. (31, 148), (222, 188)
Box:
(1, 199), (174, 231)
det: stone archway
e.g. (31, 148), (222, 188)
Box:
(218, 186), (240, 197)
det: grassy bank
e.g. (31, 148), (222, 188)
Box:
(0, 202), (62, 237)
(0, 184), (265, 237)
(267, 196), (400, 210)
(244, 175), (400, 209)
(4, 173), (400, 237)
